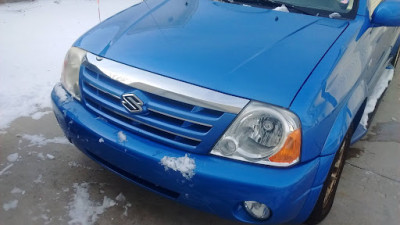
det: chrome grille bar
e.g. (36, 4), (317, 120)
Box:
(83, 79), (214, 128)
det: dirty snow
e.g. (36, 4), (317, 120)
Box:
(118, 131), (127, 143)
(273, 4), (289, 12)
(3, 199), (18, 211)
(0, 0), (143, 130)
(0, 163), (14, 176)
(22, 134), (70, 147)
(160, 154), (196, 179)
(7, 153), (19, 162)
(68, 183), (116, 225)
(360, 67), (395, 128)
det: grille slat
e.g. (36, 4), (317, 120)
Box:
(80, 60), (239, 153)
(83, 90), (209, 139)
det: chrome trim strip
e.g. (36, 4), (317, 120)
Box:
(85, 53), (249, 114)
(84, 81), (121, 100)
(148, 108), (213, 128)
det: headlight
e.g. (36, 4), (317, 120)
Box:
(61, 47), (86, 100)
(211, 101), (301, 167)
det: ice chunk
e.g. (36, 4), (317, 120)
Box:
(329, 12), (341, 19)
(7, 153), (19, 162)
(0, 163), (14, 176)
(3, 200), (18, 211)
(160, 154), (196, 179)
(117, 131), (127, 143)
(46, 154), (55, 160)
(115, 193), (126, 202)
(37, 153), (46, 160)
(11, 187), (25, 195)
(273, 4), (289, 12)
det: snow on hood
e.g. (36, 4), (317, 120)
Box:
(75, 0), (348, 108)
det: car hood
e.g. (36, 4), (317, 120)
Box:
(74, 0), (348, 108)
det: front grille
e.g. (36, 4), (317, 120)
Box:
(80, 62), (237, 153)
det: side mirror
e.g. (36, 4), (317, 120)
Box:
(371, 0), (400, 27)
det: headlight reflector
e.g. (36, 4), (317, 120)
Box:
(61, 47), (86, 100)
(211, 101), (301, 166)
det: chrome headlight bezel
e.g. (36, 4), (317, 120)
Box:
(210, 101), (301, 167)
(61, 47), (87, 100)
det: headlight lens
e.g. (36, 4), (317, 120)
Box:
(61, 47), (86, 100)
(211, 101), (301, 167)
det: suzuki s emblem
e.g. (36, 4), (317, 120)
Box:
(121, 93), (144, 113)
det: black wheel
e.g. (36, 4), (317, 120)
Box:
(305, 127), (352, 225)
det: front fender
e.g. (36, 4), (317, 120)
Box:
(290, 17), (366, 162)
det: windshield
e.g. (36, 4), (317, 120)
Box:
(216, 0), (359, 19)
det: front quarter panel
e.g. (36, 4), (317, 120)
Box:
(290, 16), (369, 163)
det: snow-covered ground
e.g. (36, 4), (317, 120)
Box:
(0, 1), (143, 224)
(0, 0), (142, 130)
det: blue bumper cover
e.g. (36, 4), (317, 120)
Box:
(51, 85), (322, 224)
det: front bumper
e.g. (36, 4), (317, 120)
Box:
(51, 84), (322, 224)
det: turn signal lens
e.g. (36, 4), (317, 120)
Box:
(269, 129), (301, 164)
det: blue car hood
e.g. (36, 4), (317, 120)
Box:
(75, 0), (348, 108)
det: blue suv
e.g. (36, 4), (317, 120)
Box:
(51, 0), (400, 224)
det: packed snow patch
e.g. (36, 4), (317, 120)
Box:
(11, 187), (25, 195)
(117, 131), (127, 143)
(68, 183), (116, 225)
(54, 84), (70, 103)
(0, 0), (143, 130)
(3, 200), (18, 211)
(273, 4), (289, 12)
(160, 154), (196, 179)
(7, 153), (19, 162)
(360, 67), (395, 128)
(22, 134), (69, 147)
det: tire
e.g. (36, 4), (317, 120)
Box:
(305, 127), (352, 225)
(394, 47), (400, 67)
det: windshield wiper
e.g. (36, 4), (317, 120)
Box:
(261, 0), (316, 15)
(217, 0), (316, 16)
